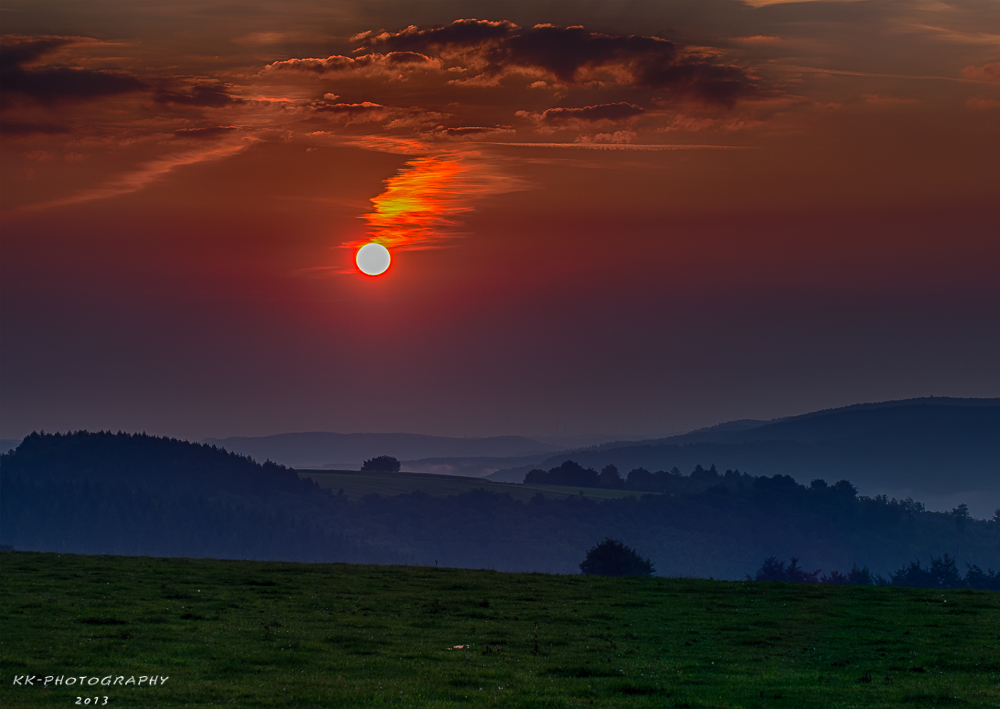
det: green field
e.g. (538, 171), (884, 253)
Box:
(298, 470), (653, 502)
(3, 552), (998, 708)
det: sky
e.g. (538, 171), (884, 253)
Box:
(1, 0), (998, 442)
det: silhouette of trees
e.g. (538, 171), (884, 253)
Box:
(361, 455), (401, 473)
(749, 554), (1000, 590)
(890, 554), (963, 588)
(598, 464), (623, 488)
(579, 538), (655, 577)
(524, 460), (600, 487)
(820, 570), (848, 584)
(752, 556), (819, 583)
(847, 564), (875, 585)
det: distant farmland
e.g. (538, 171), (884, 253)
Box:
(298, 469), (652, 502)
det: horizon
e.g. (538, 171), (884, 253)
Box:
(3, 394), (997, 444)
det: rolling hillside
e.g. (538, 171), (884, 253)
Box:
(488, 398), (1000, 517)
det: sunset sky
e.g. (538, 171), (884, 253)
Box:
(2, 0), (998, 442)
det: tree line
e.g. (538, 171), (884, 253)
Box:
(526, 459), (865, 498)
(751, 554), (1000, 590)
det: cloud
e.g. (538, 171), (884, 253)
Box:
(354, 152), (526, 252)
(172, 126), (238, 139)
(484, 141), (748, 151)
(358, 20), (757, 106)
(966, 97), (1000, 110)
(519, 102), (647, 127)
(900, 23), (1000, 46)
(355, 20), (516, 51)
(311, 99), (389, 120)
(963, 63), (1000, 84)
(263, 51), (438, 77)
(155, 83), (243, 107)
(656, 115), (718, 132)
(575, 130), (636, 144)
(17, 136), (256, 212)
(735, 35), (782, 44)
(432, 125), (515, 139)
(0, 35), (146, 106)
(862, 94), (918, 105)
(308, 95), (447, 130)
(332, 135), (430, 154)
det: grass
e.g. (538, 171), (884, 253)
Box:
(2, 551), (998, 708)
(298, 470), (652, 502)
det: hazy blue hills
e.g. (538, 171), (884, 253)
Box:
(488, 398), (1000, 517)
(202, 432), (564, 470)
(3, 429), (999, 578)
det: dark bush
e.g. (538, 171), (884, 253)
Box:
(361, 455), (401, 473)
(579, 538), (655, 577)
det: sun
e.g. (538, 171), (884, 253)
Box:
(355, 243), (391, 276)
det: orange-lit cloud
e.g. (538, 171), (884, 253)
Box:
(16, 135), (257, 212)
(516, 102), (646, 129)
(735, 35), (782, 44)
(967, 97), (1000, 110)
(263, 52), (439, 78)
(963, 63), (1000, 84)
(351, 152), (525, 253)
(862, 94), (919, 105)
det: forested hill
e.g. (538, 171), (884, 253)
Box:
(1, 431), (316, 498)
(488, 398), (1000, 514)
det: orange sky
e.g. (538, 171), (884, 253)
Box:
(1, 0), (998, 440)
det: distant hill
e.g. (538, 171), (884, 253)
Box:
(3, 430), (314, 498)
(488, 398), (1000, 518)
(203, 432), (563, 471)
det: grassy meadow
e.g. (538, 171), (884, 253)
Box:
(2, 551), (998, 708)
(298, 470), (651, 502)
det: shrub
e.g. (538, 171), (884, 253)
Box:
(361, 455), (401, 473)
(579, 538), (655, 577)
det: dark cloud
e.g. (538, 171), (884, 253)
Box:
(0, 36), (146, 106)
(358, 20), (516, 51)
(306, 98), (445, 131)
(155, 84), (242, 107)
(383, 51), (433, 66)
(360, 20), (756, 105)
(531, 103), (646, 126)
(0, 37), (74, 70)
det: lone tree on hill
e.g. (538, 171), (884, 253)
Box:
(579, 538), (655, 577)
(361, 455), (401, 473)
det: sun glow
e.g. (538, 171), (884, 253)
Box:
(355, 242), (391, 276)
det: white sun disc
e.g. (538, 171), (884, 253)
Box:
(356, 243), (391, 276)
